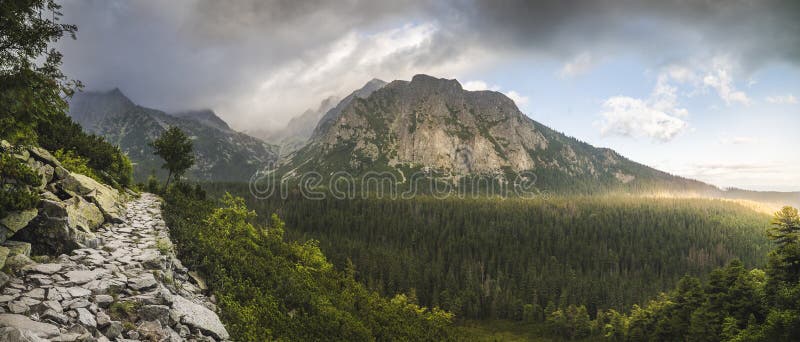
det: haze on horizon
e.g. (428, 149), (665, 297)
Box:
(56, 0), (800, 192)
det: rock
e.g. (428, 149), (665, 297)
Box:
(0, 247), (9, 269)
(7, 301), (29, 314)
(95, 310), (111, 328)
(0, 326), (48, 342)
(93, 295), (114, 308)
(26, 146), (61, 168)
(4, 255), (34, 272)
(102, 321), (123, 339)
(74, 308), (96, 328)
(3, 241), (31, 258)
(17, 201), (96, 255)
(0, 271), (8, 288)
(138, 320), (167, 341)
(53, 166), (69, 180)
(0, 314), (60, 338)
(39, 191), (60, 202)
(171, 296), (229, 340)
(138, 305), (171, 326)
(23, 263), (62, 275)
(0, 209), (39, 239)
(25, 159), (54, 188)
(22, 289), (44, 300)
(64, 270), (106, 285)
(41, 309), (69, 325)
(63, 197), (104, 233)
(59, 173), (123, 223)
(65, 287), (91, 298)
(128, 273), (157, 291)
(187, 271), (208, 291)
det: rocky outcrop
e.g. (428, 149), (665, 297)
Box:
(0, 194), (229, 341)
(0, 141), (129, 256)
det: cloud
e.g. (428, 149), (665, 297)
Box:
(702, 57), (751, 105)
(462, 80), (499, 91)
(56, 0), (800, 131)
(558, 52), (594, 78)
(505, 91), (529, 106)
(461, 80), (528, 106)
(599, 96), (688, 142)
(765, 94), (798, 104)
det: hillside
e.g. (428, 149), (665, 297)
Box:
(69, 89), (279, 182)
(284, 74), (716, 194)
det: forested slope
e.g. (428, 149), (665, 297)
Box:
(207, 183), (771, 322)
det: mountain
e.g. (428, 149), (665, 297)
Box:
(284, 74), (716, 194)
(69, 89), (279, 182)
(253, 95), (340, 155)
(172, 109), (232, 132)
(254, 78), (387, 156)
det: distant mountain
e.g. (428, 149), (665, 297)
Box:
(172, 109), (232, 132)
(284, 74), (716, 194)
(253, 96), (340, 155)
(255, 78), (388, 156)
(69, 89), (278, 182)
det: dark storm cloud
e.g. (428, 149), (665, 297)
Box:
(56, 0), (800, 130)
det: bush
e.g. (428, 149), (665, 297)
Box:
(0, 147), (42, 219)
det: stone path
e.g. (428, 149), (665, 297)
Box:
(0, 194), (230, 341)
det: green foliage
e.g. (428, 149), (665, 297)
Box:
(0, 0), (78, 145)
(0, 0), (133, 188)
(0, 147), (41, 218)
(208, 183), (771, 322)
(54, 148), (98, 181)
(162, 188), (455, 341)
(552, 206), (800, 342)
(149, 126), (195, 187)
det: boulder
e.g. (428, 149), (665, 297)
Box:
(26, 146), (61, 168)
(0, 326), (48, 342)
(0, 314), (60, 339)
(25, 159), (53, 188)
(171, 296), (229, 340)
(4, 255), (34, 273)
(59, 173), (123, 223)
(0, 209), (39, 240)
(3, 241), (31, 257)
(15, 200), (98, 255)
(0, 247), (9, 270)
(63, 197), (104, 233)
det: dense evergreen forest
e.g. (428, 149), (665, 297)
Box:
(204, 183), (771, 323)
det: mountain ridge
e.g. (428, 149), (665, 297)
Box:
(68, 89), (278, 182)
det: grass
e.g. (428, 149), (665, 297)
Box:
(454, 320), (595, 342)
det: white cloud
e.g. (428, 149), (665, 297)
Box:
(598, 66), (691, 142)
(702, 57), (751, 105)
(505, 91), (529, 106)
(462, 80), (528, 106)
(558, 52), (594, 78)
(599, 96), (688, 142)
(462, 80), (499, 91)
(765, 94), (798, 104)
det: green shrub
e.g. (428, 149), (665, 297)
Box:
(54, 149), (100, 181)
(0, 148), (41, 219)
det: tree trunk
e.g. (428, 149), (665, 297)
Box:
(164, 170), (173, 191)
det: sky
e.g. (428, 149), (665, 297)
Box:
(56, 0), (800, 191)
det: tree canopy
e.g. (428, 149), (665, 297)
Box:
(149, 126), (195, 188)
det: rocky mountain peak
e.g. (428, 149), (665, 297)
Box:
(172, 109), (231, 131)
